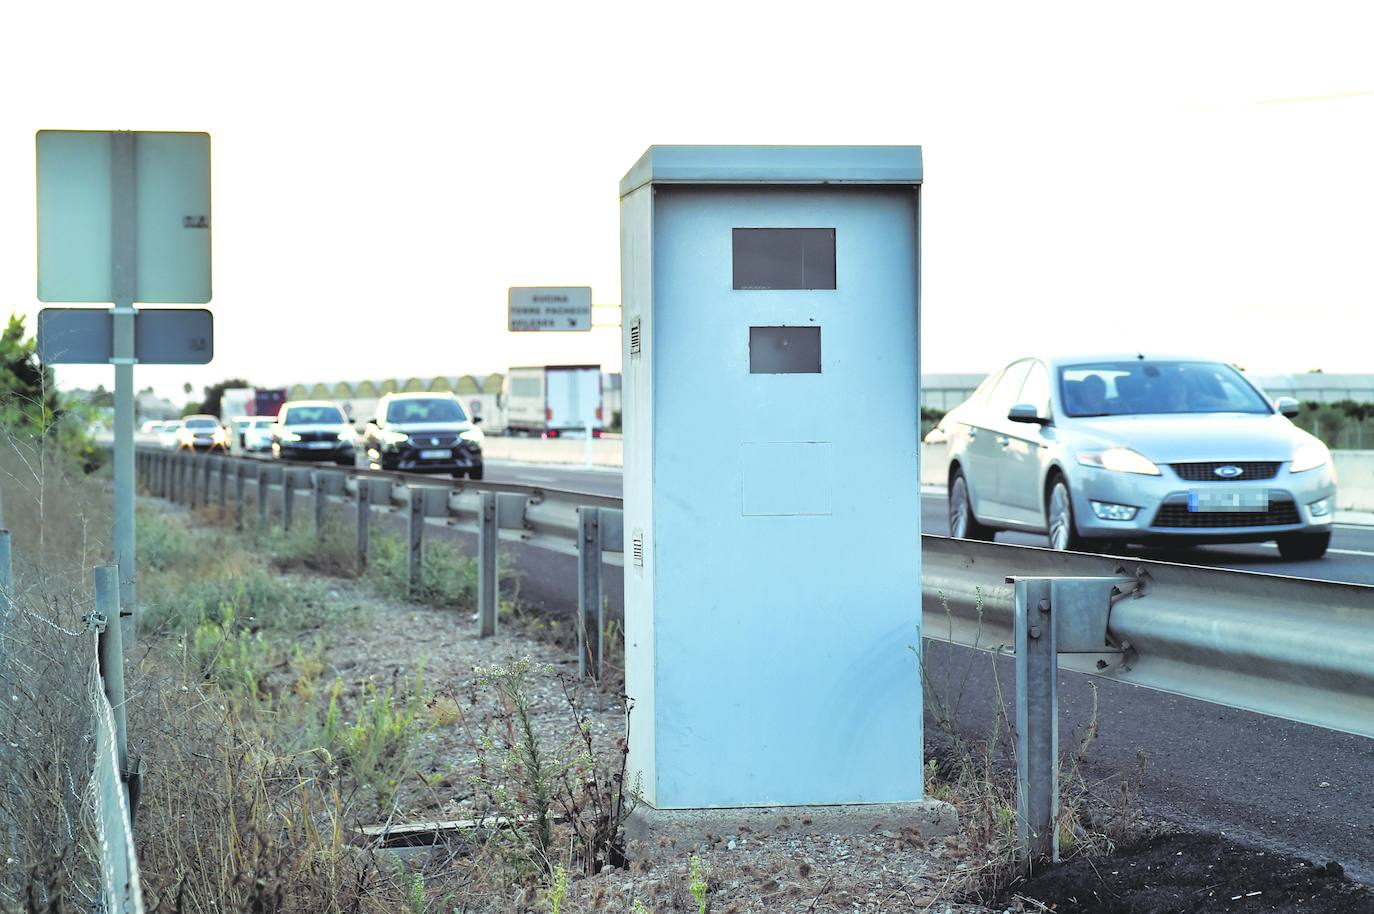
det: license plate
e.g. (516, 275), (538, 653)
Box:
(307, 441), (334, 450)
(419, 449), (451, 460)
(1188, 488), (1269, 512)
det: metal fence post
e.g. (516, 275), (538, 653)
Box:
(0, 529), (12, 626)
(478, 491), (498, 637)
(94, 564), (129, 815)
(201, 456), (212, 509)
(1014, 577), (1059, 863)
(283, 470), (297, 531)
(314, 472), (327, 540)
(234, 463), (246, 531)
(577, 506), (603, 678)
(407, 488), (424, 594)
(218, 457), (228, 509)
(356, 478), (371, 570)
(257, 465), (269, 529)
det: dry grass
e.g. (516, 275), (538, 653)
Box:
(0, 434), (111, 910)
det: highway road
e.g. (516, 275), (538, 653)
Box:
(482, 458), (1374, 881)
(485, 459), (1374, 585)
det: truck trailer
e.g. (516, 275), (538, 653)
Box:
(502, 365), (603, 437)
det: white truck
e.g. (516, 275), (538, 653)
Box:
(502, 365), (603, 437)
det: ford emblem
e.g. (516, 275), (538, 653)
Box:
(1214, 465), (1244, 478)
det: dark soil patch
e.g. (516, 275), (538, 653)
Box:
(1002, 832), (1374, 914)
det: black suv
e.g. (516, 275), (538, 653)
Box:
(360, 393), (484, 479)
(271, 401), (356, 465)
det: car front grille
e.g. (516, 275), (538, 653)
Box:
(294, 431), (338, 443)
(409, 434), (460, 448)
(1153, 495), (1300, 528)
(1170, 462), (1281, 482)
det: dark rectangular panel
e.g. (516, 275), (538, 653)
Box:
(733, 228), (836, 290)
(750, 326), (821, 374)
(136, 308), (214, 364)
(37, 308), (113, 364)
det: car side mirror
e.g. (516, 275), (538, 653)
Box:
(1275, 396), (1300, 419)
(1008, 403), (1050, 425)
(472, 416), (483, 426)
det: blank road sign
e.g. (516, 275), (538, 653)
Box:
(509, 286), (592, 331)
(36, 130), (212, 304)
(37, 308), (214, 365)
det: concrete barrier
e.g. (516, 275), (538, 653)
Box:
(482, 435), (623, 468)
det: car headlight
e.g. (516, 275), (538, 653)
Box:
(1290, 440), (1331, 474)
(212, 429), (227, 443)
(1077, 447), (1161, 476)
(280, 431), (303, 443)
(337, 431), (355, 442)
(381, 431), (409, 446)
(460, 427), (485, 445)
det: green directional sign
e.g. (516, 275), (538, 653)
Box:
(36, 130), (211, 304)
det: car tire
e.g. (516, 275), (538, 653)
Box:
(467, 465), (484, 481)
(1276, 531), (1330, 561)
(948, 468), (994, 541)
(1046, 475), (1086, 552)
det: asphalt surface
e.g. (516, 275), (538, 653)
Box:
(485, 459), (1374, 585)
(482, 459), (1374, 881)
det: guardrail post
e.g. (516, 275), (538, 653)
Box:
(167, 453), (177, 503)
(356, 478), (371, 570)
(407, 488), (424, 595)
(314, 472), (327, 540)
(1014, 577), (1059, 863)
(218, 457), (228, 509)
(283, 470), (298, 531)
(577, 506), (603, 679)
(201, 456), (212, 509)
(94, 564), (130, 815)
(478, 491), (498, 637)
(258, 466), (270, 529)
(234, 463), (246, 531)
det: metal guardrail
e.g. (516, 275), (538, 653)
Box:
(921, 536), (1374, 740)
(137, 447), (625, 677)
(138, 446), (1374, 862)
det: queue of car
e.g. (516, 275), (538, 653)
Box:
(143, 391), (487, 480)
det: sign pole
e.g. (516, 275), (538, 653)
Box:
(111, 131), (137, 647)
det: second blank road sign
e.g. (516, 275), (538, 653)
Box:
(37, 308), (214, 365)
(508, 286), (592, 331)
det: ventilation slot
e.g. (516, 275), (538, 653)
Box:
(631, 529), (644, 566)
(629, 317), (641, 357)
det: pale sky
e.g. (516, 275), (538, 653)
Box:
(3, 0), (1372, 401)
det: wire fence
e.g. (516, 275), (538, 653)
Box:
(0, 461), (143, 912)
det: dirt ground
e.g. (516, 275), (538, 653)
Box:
(1000, 832), (1374, 914)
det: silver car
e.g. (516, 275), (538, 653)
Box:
(942, 354), (1337, 560)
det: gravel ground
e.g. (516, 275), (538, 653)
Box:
(292, 575), (992, 913)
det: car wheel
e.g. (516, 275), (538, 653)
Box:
(1046, 476), (1085, 552)
(948, 469), (994, 541)
(1276, 531), (1330, 561)
(467, 465), (484, 481)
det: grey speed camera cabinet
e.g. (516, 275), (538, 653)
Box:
(619, 146), (923, 809)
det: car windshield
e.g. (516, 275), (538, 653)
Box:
(1059, 361), (1271, 417)
(283, 405), (345, 425)
(164, 422), (182, 430)
(252, 418), (275, 428)
(185, 418), (218, 429)
(385, 398), (467, 424)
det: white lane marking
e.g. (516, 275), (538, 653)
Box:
(1253, 543), (1374, 558)
(520, 474), (557, 483)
